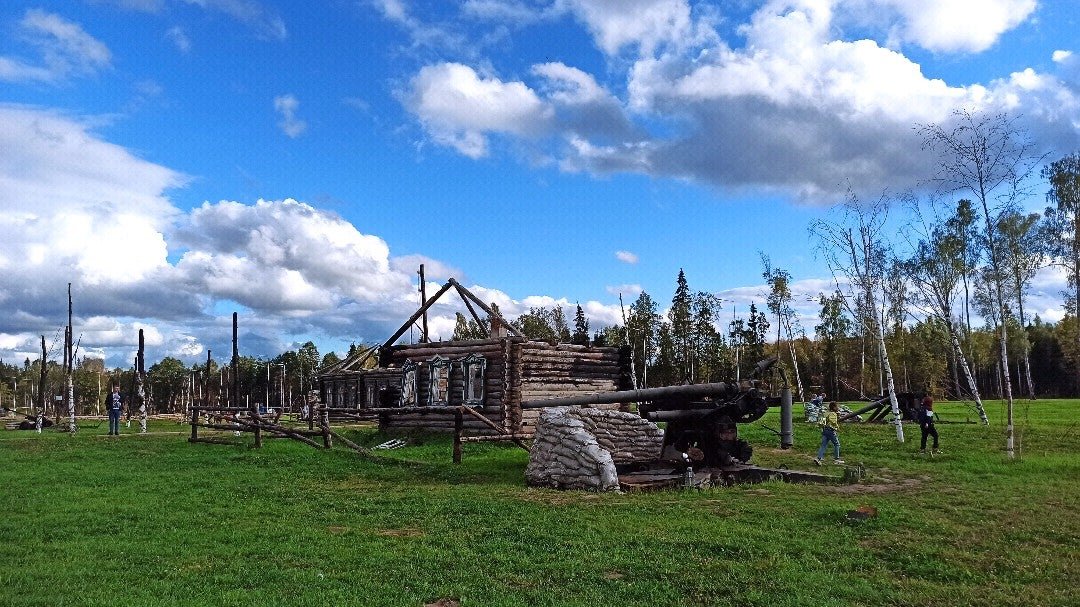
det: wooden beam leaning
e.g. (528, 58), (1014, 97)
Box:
(381, 280), (458, 349)
(449, 278), (524, 338)
(453, 282), (487, 329)
(458, 405), (529, 450)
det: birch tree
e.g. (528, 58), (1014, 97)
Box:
(997, 210), (1049, 399)
(902, 198), (989, 423)
(761, 254), (805, 401)
(811, 192), (905, 442)
(919, 109), (1042, 458)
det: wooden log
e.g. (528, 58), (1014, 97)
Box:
(520, 360), (621, 369)
(190, 405), (200, 441)
(192, 421), (248, 432)
(188, 436), (242, 445)
(319, 424), (370, 455)
(253, 406), (262, 449)
(520, 343), (620, 352)
(519, 362), (621, 372)
(232, 416), (324, 448)
(459, 433), (534, 443)
(388, 337), (506, 350)
(522, 351), (621, 360)
(529, 377), (622, 385)
(460, 406), (528, 450)
(385, 345), (505, 359)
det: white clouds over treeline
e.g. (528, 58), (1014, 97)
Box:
(0, 105), (626, 366)
(397, 0), (1078, 201)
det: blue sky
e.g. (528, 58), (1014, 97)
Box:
(1, 0), (1078, 368)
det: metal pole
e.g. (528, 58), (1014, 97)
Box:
(780, 386), (793, 449)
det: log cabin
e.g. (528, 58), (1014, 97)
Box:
(316, 278), (633, 434)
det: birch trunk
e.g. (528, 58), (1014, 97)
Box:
(782, 315), (805, 402)
(946, 319), (988, 424)
(878, 302), (904, 442)
(66, 375), (76, 433)
(999, 326), (1015, 458)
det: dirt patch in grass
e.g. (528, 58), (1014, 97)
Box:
(826, 474), (927, 494)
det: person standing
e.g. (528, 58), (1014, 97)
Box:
(814, 401), (844, 465)
(919, 396), (940, 453)
(105, 385), (124, 436)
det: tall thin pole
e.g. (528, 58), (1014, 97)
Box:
(204, 350), (212, 408)
(37, 334), (46, 429)
(231, 312), (239, 408)
(136, 328), (147, 432)
(66, 284), (75, 432)
(419, 264), (429, 343)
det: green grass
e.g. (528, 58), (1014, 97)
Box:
(0, 400), (1076, 606)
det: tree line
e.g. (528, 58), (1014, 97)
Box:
(0, 340), (345, 417)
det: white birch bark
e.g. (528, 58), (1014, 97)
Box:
(878, 300), (904, 442)
(948, 325), (989, 424)
(66, 375), (76, 433)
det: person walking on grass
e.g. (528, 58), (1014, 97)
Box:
(814, 401), (844, 466)
(919, 396), (940, 454)
(105, 385), (124, 436)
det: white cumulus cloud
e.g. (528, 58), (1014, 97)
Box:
(406, 63), (554, 157)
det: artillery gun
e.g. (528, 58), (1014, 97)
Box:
(521, 357), (801, 480)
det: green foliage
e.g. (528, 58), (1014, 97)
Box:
(321, 351), (342, 369)
(452, 312), (489, 340)
(147, 356), (189, 411)
(816, 291), (852, 397)
(513, 306), (570, 343)
(729, 303), (769, 378)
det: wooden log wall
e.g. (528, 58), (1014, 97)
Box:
(318, 338), (630, 436)
(516, 342), (627, 433)
(379, 338), (511, 434)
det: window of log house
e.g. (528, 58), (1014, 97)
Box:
(400, 361), (417, 407)
(462, 354), (486, 406)
(428, 356), (450, 406)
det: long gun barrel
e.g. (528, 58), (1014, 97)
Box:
(519, 382), (736, 410)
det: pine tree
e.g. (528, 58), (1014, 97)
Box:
(572, 303), (590, 346)
(669, 269), (693, 378)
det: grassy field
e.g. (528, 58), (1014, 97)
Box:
(0, 399), (1076, 607)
